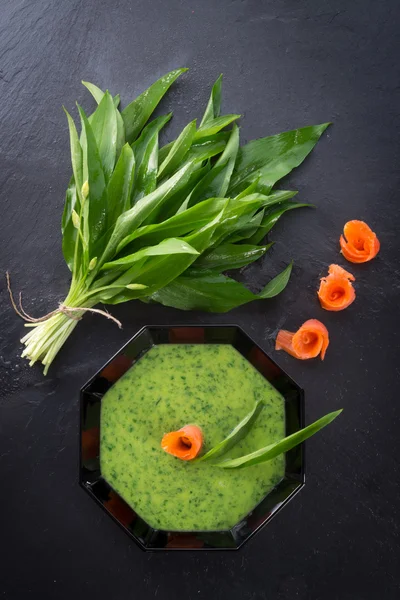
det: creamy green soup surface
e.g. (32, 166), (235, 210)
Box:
(100, 344), (285, 531)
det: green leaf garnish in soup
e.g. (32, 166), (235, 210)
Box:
(215, 409), (342, 469)
(196, 399), (264, 462)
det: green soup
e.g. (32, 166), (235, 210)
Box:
(100, 344), (285, 531)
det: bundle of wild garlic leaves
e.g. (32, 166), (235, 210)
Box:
(18, 69), (329, 373)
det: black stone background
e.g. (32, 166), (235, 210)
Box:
(1, 1), (399, 598)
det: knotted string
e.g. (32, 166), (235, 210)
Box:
(6, 272), (122, 329)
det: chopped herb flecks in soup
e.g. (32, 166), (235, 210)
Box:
(100, 344), (285, 531)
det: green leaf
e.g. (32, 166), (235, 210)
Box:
(226, 209), (266, 243)
(187, 125), (239, 206)
(143, 163), (210, 224)
(211, 191), (297, 246)
(183, 133), (228, 165)
(62, 110), (84, 272)
(150, 271), (255, 312)
(122, 68), (187, 144)
(61, 180), (79, 271)
(228, 123), (331, 195)
(132, 114), (172, 164)
(63, 109), (83, 200)
(82, 80), (121, 111)
(157, 141), (173, 165)
(90, 91), (117, 181)
(131, 114), (172, 203)
(102, 238), (199, 269)
(134, 133), (159, 202)
(247, 203), (311, 245)
(116, 197), (227, 252)
(208, 124), (239, 195)
(106, 143), (135, 230)
(82, 80), (105, 104)
(78, 105), (107, 253)
(115, 110), (125, 159)
(208, 199), (262, 249)
(234, 179), (260, 200)
(195, 242), (272, 272)
(103, 207), (227, 303)
(98, 162), (195, 269)
(196, 400), (264, 462)
(257, 262), (293, 298)
(82, 80), (120, 109)
(150, 263), (292, 313)
(158, 130), (224, 166)
(200, 74), (222, 126)
(158, 120), (196, 179)
(82, 83), (122, 161)
(216, 410), (343, 469)
(195, 114), (240, 140)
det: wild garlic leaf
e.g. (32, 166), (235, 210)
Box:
(99, 162), (196, 269)
(150, 262), (292, 313)
(158, 120), (197, 179)
(90, 91), (117, 181)
(81, 81), (120, 108)
(78, 105), (108, 253)
(200, 74), (222, 126)
(131, 114), (172, 203)
(103, 207), (228, 303)
(205, 124), (239, 196)
(115, 110), (125, 159)
(247, 203), (312, 245)
(122, 68), (187, 144)
(82, 81), (120, 108)
(132, 114), (172, 166)
(81, 84), (122, 164)
(61, 180), (79, 272)
(212, 190), (298, 244)
(225, 209), (266, 244)
(116, 196), (227, 253)
(258, 262), (293, 298)
(187, 125), (239, 207)
(158, 131), (224, 166)
(142, 163), (209, 224)
(183, 133), (228, 165)
(194, 242), (272, 272)
(102, 238), (199, 270)
(194, 114), (240, 140)
(234, 179), (260, 200)
(106, 143), (135, 230)
(62, 110), (84, 272)
(228, 123), (331, 195)
(82, 80), (105, 104)
(133, 133), (159, 202)
(216, 410), (342, 469)
(196, 400), (264, 462)
(157, 97), (232, 160)
(210, 192), (293, 247)
(63, 109), (83, 200)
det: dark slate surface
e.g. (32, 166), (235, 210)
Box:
(1, 1), (399, 598)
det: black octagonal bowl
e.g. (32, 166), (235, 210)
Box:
(80, 325), (305, 551)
